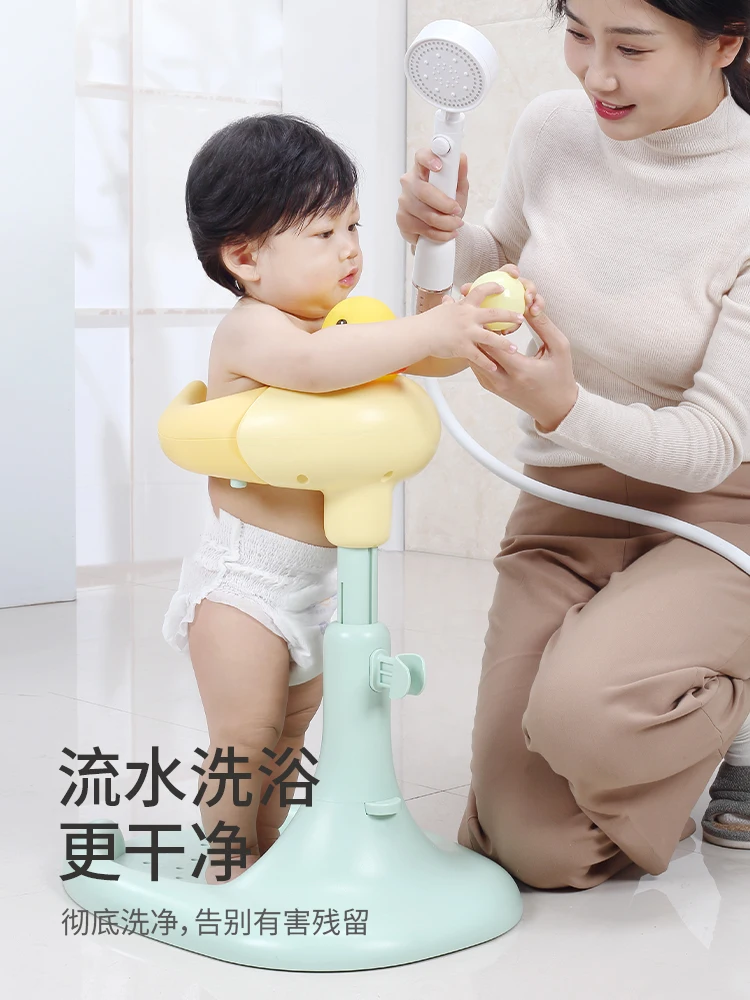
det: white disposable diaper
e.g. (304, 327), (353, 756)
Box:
(162, 503), (338, 685)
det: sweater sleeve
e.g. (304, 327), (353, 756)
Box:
(535, 262), (750, 492)
(454, 93), (558, 288)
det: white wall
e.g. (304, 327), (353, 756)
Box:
(75, 0), (284, 566)
(74, 0), (409, 564)
(0, 3), (76, 607)
(405, 1), (572, 559)
(282, 0), (408, 550)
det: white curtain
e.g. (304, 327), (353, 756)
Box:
(0, 2), (76, 607)
(75, 0), (283, 565)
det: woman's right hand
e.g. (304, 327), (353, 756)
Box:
(427, 282), (523, 373)
(397, 148), (469, 246)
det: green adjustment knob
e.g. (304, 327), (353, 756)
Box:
(369, 650), (426, 699)
(230, 479), (248, 489)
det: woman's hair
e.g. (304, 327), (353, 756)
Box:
(547, 1), (750, 115)
(185, 115), (358, 296)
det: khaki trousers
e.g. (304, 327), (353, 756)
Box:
(457, 463), (750, 889)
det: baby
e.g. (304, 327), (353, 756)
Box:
(162, 114), (537, 882)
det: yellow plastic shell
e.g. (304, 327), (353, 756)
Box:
(158, 377), (441, 548)
(158, 381), (268, 485)
(321, 297), (396, 327)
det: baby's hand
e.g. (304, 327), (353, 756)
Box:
(460, 263), (545, 334)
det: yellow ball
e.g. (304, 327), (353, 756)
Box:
(469, 270), (526, 331)
(322, 296), (404, 381)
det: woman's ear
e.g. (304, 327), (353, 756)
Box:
(714, 34), (744, 70)
(221, 241), (260, 288)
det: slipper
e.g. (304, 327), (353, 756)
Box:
(701, 762), (750, 850)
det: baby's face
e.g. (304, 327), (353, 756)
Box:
(252, 197), (362, 321)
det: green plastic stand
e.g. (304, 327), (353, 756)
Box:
(61, 547), (522, 970)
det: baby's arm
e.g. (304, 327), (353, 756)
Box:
(403, 289), (469, 377)
(217, 302), (441, 393)
(217, 291), (511, 392)
(219, 284), (520, 393)
(406, 357), (470, 376)
(404, 267), (542, 378)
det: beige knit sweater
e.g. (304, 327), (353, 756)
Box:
(454, 82), (750, 492)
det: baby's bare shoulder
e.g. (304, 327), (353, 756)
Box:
(211, 301), (282, 361)
(207, 300), (292, 392)
(214, 299), (285, 346)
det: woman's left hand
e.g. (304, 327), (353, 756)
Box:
(464, 281), (579, 433)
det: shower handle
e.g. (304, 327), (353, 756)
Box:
(412, 109), (466, 294)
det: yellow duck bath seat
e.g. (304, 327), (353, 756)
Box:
(157, 297), (441, 549)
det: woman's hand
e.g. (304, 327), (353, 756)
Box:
(469, 295), (580, 433)
(397, 148), (469, 245)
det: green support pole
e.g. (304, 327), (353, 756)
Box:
(61, 545), (522, 971)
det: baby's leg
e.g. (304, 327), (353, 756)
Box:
(256, 673), (323, 854)
(188, 598), (291, 883)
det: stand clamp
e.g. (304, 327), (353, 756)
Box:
(369, 650), (426, 699)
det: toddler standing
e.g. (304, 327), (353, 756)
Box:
(162, 114), (539, 882)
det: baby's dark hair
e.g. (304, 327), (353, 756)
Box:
(185, 115), (358, 296)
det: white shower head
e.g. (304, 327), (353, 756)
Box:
(405, 21), (499, 294)
(405, 19), (498, 113)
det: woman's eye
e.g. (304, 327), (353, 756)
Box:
(318, 230), (333, 239)
(349, 222), (361, 232)
(566, 28), (647, 56)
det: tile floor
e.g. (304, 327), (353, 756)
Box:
(1, 551), (747, 998)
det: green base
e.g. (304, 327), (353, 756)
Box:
(61, 804), (520, 971)
(61, 548), (521, 970)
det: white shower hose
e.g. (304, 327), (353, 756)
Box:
(409, 291), (750, 576)
(422, 377), (750, 575)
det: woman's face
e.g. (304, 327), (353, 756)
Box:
(563, 0), (732, 138)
